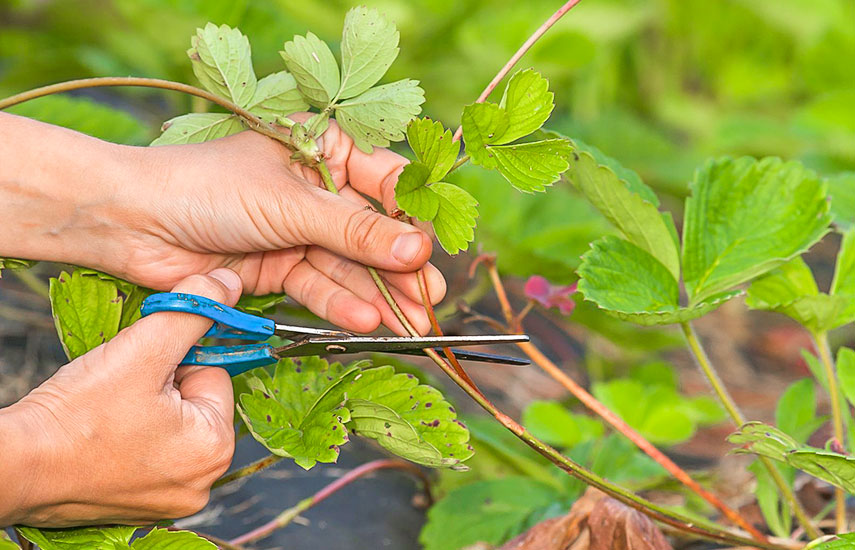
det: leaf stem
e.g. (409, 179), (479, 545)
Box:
(477, 261), (766, 541)
(228, 459), (431, 546)
(815, 331), (847, 534)
(447, 154), (470, 175)
(451, 0), (584, 141)
(10, 269), (49, 301)
(681, 321), (820, 540)
(212, 454), (282, 489)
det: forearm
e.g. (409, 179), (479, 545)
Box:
(0, 112), (152, 270)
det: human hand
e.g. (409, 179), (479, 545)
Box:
(0, 269), (242, 526)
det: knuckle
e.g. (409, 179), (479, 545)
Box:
(344, 210), (384, 253)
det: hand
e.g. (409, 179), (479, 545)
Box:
(0, 113), (446, 335)
(0, 269), (242, 526)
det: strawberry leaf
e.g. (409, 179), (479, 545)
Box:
(50, 270), (124, 360)
(395, 162), (439, 221)
(151, 113), (244, 145)
(406, 118), (459, 183)
(246, 71), (309, 123)
(499, 69), (555, 143)
(339, 6), (400, 99)
(280, 32), (340, 108)
(188, 23), (257, 107)
(130, 529), (216, 550)
(431, 182), (478, 255)
(334, 79), (425, 153)
(488, 139), (572, 193)
(18, 526), (136, 550)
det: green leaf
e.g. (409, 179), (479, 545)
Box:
(776, 379), (823, 444)
(729, 422), (855, 493)
(334, 79), (425, 153)
(130, 528), (216, 549)
(827, 173), (855, 231)
(345, 364), (472, 468)
(0, 257), (37, 278)
(521, 401), (603, 448)
(682, 157), (831, 304)
(395, 162), (439, 221)
(0, 532), (20, 550)
(567, 150), (680, 281)
(406, 118), (459, 183)
(837, 347), (855, 410)
(498, 69), (555, 143)
(832, 229), (855, 296)
(237, 357), (359, 469)
(461, 102), (509, 166)
(814, 534), (855, 549)
(50, 270), (123, 360)
(120, 285), (154, 330)
(188, 23), (257, 106)
(488, 139), (572, 193)
(567, 137), (657, 206)
(246, 71), (309, 123)
(236, 293), (288, 314)
(338, 6), (400, 99)
(347, 399), (444, 467)
(431, 182), (478, 255)
(6, 95), (149, 145)
(151, 113), (245, 146)
(748, 459), (793, 539)
(280, 32), (340, 108)
(419, 477), (562, 550)
(579, 236), (738, 326)
(18, 526), (136, 550)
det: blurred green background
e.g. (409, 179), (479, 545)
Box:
(2, 0), (854, 283)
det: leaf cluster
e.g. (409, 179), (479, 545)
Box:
(14, 527), (215, 550)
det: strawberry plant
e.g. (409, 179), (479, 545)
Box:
(4, 2), (855, 550)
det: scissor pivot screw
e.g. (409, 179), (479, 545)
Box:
(325, 344), (347, 353)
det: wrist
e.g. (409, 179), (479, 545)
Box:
(0, 113), (159, 272)
(0, 401), (54, 525)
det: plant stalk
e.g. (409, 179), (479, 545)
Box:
(228, 459), (431, 546)
(682, 321), (821, 540)
(213, 454), (282, 489)
(478, 263), (766, 541)
(816, 331), (847, 534)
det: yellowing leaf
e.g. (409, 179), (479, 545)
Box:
(339, 6), (400, 99)
(280, 32), (340, 108)
(188, 23), (257, 107)
(246, 71), (309, 123)
(334, 79), (424, 152)
(151, 113), (244, 146)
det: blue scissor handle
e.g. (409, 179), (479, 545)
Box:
(141, 292), (275, 341)
(181, 344), (278, 377)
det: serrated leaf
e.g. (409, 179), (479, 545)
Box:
(50, 270), (123, 360)
(729, 422), (855, 493)
(682, 157), (831, 304)
(347, 399), (444, 466)
(280, 32), (340, 108)
(499, 69), (554, 143)
(339, 6), (400, 99)
(344, 364), (472, 467)
(488, 139), (572, 193)
(814, 534), (855, 549)
(461, 102), (510, 167)
(188, 23), (256, 106)
(406, 118), (459, 183)
(431, 182), (478, 255)
(246, 71), (309, 123)
(828, 173), (855, 231)
(566, 137), (657, 206)
(567, 150), (680, 281)
(0, 257), (36, 278)
(130, 528), (216, 550)
(18, 526), (135, 550)
(151, 113), (245, 146)
(395, 162), (439, 221)
(419, 477), (562, 550)
(604, 291), (743, 326)
(334, 79), (424, 153)
(237, 357), (359, 469)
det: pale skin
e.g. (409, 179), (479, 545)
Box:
(0, 112), (446, 526)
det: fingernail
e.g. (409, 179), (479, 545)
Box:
(392, 233), (423, 265)
(209, 268), (241, 291)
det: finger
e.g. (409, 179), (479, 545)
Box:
(174, 363), (234, 432)
(297, 184), (433, 272)
(117, 268), (243, 382)
(305, 246), (446, 306)
(283, 259), (382, 333)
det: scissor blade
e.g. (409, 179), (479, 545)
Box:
(393, 347), (530, 366)
(275, 334), (529, 358)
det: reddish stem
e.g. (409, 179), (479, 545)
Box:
(452, 0), (584, 142)
(228, 459), (431, 546)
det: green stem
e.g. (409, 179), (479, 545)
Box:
(447, 154), (470, 175)
(816, 331), (847, 534)
(681, 321), (820, 540)
(10, 269), (49, 301)
(212, 454), (282, 489)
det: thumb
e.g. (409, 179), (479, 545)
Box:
(298, 185), (433, 272)
(119, 268), (243, 383)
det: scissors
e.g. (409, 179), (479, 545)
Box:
(140, 292), (530, 377)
